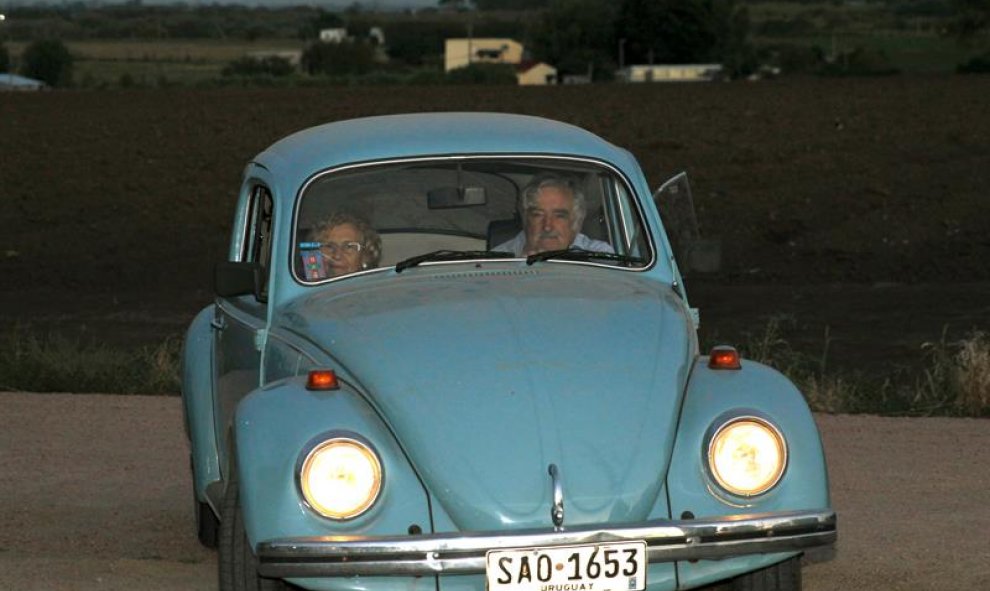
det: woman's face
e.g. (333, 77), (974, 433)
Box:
(317, 223), (365, 277)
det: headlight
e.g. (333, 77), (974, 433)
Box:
(708, 418), (787, 497)
(300, 437), (382, 519)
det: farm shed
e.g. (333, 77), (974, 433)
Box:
(516, 61), (557, 85)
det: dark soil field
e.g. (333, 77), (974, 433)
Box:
(1, 77), (988, 383)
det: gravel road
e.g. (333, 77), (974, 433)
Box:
(1, 392), (988, 591)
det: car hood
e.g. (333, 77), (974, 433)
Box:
(278, 267), (694, 531)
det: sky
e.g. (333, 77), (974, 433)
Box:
(1, 0), (440, 6)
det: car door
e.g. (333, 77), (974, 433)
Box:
(213, 184), (273, 466)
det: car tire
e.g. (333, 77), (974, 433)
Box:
(707, 556), (802, 591)
(196, 499), (220, 548)
(189, 453), (219, 548)
(218, 470), (289, 591)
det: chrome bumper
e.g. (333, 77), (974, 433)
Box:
(257, 509), (835, 579)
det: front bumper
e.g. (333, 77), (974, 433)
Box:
(257, 509), (835, 578)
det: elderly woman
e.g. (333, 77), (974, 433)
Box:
(312, 212), (382, 278)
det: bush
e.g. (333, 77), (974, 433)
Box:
(819, 46), (900, 77)
(0, 43), (10, 72)
(918, 330), (990, 416)
(20, 38), (74, 87)
(758, 43), (827, 75)
(957, 52), (990, 73)
(222, 55), (295, 77)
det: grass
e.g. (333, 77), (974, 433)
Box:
(2, 320), (987, 416)
(5, 39), (303, 87)
(734, 317), (990, 417)
(0, 325), (180, 395)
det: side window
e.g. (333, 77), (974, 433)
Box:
(603, 179), (648, 258)
(241, 186), (274, 299)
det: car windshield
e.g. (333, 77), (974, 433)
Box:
(293, 157), (652, 283)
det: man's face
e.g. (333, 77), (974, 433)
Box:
(523, 186), (578, 255)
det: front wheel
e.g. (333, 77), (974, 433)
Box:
(196, 499), (219, 548)
(708, 556), (801, 591)
(218, 471), (289, 591)
(190, 454), (219, 548)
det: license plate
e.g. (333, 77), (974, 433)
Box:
(486, 541), (647, 591)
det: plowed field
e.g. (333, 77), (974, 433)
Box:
(1, 77), (988, 374)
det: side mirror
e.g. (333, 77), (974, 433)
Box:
(215, 261), (265, 300)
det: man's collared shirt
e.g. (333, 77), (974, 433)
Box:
(493, 232), (614, 257)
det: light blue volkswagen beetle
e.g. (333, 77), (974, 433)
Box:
(182, 113), (835, 591)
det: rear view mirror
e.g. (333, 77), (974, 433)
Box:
(427, 186), (487, 209)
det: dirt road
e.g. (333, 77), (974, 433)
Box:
(1, 392), (987, 591)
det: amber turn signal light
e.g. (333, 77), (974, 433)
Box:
(708, 346), (742, 370)
(307, 369), (340, 390)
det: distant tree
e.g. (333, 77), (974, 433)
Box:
(21, 39), (73, 86)
(0, 43), (10, 73)
(301, 40), (376, 76)
(529, 0), (618, 79)
(475, 0), (549, 9)
(300, 10), (345, 40)
(385, 20), (461, 65)
(616, 0), (754, 76)
(438, 0), (472, 10)
(952, 0), (990, 39)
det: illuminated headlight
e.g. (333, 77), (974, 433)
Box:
(708, 418), (787, 497)
(300, 437), (382, 519)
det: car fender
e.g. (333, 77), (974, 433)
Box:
(666, 357), (832, 588)
(233, 377), (432, 552)
(182, 304), (221, 508)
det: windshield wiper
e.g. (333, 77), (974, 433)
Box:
(394, 250), (516, 273)
(525, 248), (645, 266)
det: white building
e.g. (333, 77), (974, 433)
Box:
(619, 64), (724, 83)
(319, 28), (349, 44)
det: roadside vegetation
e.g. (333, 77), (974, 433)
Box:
(728, 317), (990, 417)
(1, 321), (986, 417)
(0, 326), (180, 395)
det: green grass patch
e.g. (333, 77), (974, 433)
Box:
(0, 326), (180, 395)
(75, 59), (222, 88)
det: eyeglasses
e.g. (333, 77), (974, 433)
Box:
(319, 241), (363, 256)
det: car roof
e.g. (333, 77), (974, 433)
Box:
(253, 112), (638, 190)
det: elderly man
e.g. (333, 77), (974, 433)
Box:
(494, 175), (612, 256)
